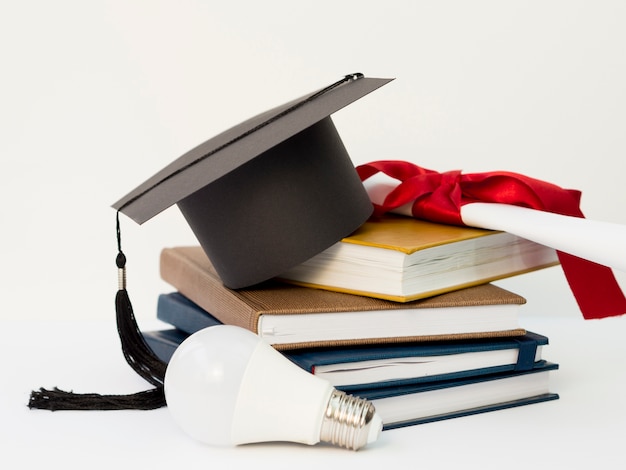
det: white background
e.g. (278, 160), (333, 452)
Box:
(2, 0), (626, 323)
(2, 2), (626, 468)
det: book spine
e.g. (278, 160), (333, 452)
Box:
(156, 293), (222, 335)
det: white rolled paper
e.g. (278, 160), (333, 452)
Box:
(461, 203), (626, 273)
(363, 176), (626, 274)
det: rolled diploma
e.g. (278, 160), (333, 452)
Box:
(461, 203), (626, 273)
(363, 178), (626, 273)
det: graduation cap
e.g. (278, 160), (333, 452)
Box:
(29, 73), (393, 412)
(113, 73), (393, 288)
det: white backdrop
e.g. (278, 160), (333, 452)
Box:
(2, 0), (625, 322)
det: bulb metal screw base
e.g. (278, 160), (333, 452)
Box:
(320, 389), (382, 450)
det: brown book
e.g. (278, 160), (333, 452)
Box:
(160, 246), (526, 350)
(160, 246), (527, 350)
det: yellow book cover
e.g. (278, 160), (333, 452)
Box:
(340, 214), (500, 253)
(279, 214), (559, 302)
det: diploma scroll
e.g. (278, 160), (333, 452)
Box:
(460, 203), (626, 274)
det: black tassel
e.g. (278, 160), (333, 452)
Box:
(28, 212), (167, 411)
(115, 287), (167, 388)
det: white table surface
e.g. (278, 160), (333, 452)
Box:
(3, 312), (625, 469)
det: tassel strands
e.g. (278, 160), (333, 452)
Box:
(28, 387), (166, 411)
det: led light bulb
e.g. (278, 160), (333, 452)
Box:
(164, 325), (382, 450)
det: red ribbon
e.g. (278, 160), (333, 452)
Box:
(357, 160), (626, 320)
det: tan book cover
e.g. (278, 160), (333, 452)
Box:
(160, 246), (527, 350)
(279, 214), (559, 302)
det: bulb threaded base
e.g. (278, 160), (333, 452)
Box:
(320, 389), (382, 450)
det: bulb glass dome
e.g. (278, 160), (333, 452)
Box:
(164, 325), (382, 449)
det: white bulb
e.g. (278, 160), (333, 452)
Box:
(164, 325), (382, 450)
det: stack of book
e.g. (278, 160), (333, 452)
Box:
(143, 213), (560, 431)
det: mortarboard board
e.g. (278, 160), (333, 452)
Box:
(113, 73), (393, 288)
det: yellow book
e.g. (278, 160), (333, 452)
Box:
(279, 214), (559, 302)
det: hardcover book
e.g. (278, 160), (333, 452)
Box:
(278, 213), (559, 302)
(143, 324), (549, 390)
(159, 247), (528, 350)
(356, 362), (559, 430)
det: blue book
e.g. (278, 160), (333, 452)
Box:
(148, 296), (550, 390)
(156, 292), (222, 335)
(353, 362), (559, 430)
(142, 327), (558, 429)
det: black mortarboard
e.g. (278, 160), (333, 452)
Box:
(28, 74), (393, 413)
(113, 74), (393, 288)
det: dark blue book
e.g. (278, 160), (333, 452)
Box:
(156, 292), (222, 335)
(142, 327), (558, 429)
(148, 296), (550, 390)
(353, 362), (559, 430)
(284, 331), (548, 391)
